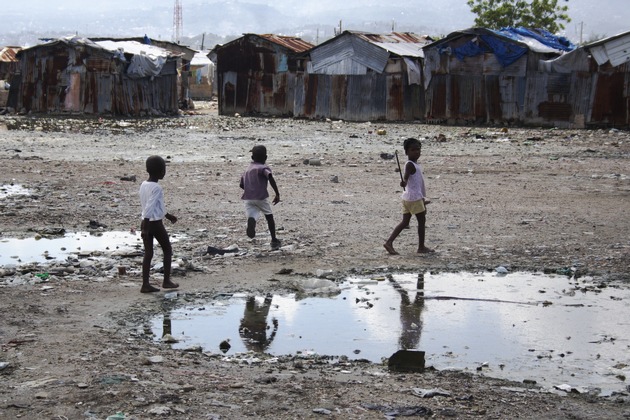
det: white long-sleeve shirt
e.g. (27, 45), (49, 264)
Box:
(139, 181), (166, 221)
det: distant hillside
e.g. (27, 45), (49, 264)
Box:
(0, 0), (626, 48)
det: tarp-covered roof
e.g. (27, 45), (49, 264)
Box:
(95, 40), (171, 58)
(191, 51), (213, 66)
(494, 27), (575, 53)
(95, 40), (174, 78)
(90, 36), (196, 61)
(427, 27), (576, 67)
(21, 37), (177, 79)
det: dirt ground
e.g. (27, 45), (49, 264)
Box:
(1, 102), (629, 419)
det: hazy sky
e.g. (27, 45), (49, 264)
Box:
(2, 0), (628, 43)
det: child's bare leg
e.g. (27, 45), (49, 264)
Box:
(265, 214), (281, 248)
(246, 217), (256, 238)
(265, 214), (277, 241)
(141, 229), (160, 293)
(154, 222), (179, 289)
(384, 214), (412, 255)
(415, 212), (434, 254)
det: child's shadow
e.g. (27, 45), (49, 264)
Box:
(239, 295), (279, 352)
(388, 273), (425, 350)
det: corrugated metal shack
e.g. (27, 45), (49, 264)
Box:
(91, 36), (196, 107)
(215, 34), (314, 117)
(9, 36), (181, 116)
(423, 27), (576, 126)
(585, 31), (630, 127)
(540, 30), (630, 127)
(296, 30), (432, 121)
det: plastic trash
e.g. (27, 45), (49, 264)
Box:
(289, 278), (340, 295)
(164, 292), (178, 300)
(495, 266), (509, 275)
(106, 412), (126, 420)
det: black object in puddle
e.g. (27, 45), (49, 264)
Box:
(388, 350), (426, 372)
(205, 246), (239, 256)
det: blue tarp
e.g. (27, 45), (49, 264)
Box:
(480, 34), (528, 66)
(496, 27), (575, 52)
(446, 27), (576, 67)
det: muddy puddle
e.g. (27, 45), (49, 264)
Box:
(0, 231), (144, 265)
(151, 271), (630, 395)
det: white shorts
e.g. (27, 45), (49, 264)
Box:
(244, 199), (273, 219)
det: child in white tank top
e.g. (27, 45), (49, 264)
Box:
(384, 138), (434, 255)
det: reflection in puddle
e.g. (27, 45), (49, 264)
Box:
(152, 272), (630, 395)
(0, 184), (30, 199)
(0, 231), (144, 265)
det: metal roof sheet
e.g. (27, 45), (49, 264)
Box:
(0, 47), (20, 62)
(372, 42), (425, 58)
(585, 30), (630, 67)
(348, 31), (431, 58)
(257, 34), (314, 53)
(309, 33), (390, 74)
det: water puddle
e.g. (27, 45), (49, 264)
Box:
(0, 184), (31, 199)
(0, 231), (144, 265)
(151, 271), (630, 395)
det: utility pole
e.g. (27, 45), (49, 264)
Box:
(334, 20), (342, 36)
(173, 0), (183, 44)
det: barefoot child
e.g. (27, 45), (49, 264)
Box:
(239, 145), (281, 248)
(384, 138), (434, 255)
(139, 155), (179, 293)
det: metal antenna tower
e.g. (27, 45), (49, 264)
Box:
(173, 0), (183, 43)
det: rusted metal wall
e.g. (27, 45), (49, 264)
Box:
(425, 49), (533, 124)
(299, 31), (427, 122)
(589, 63), (629, 127)
(424, 35), (630, 128)
(216, 35), (311, 117)
(11, 41), (178, 116)
(425, 49), (591, 126)
(294, 61), (423, 121)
